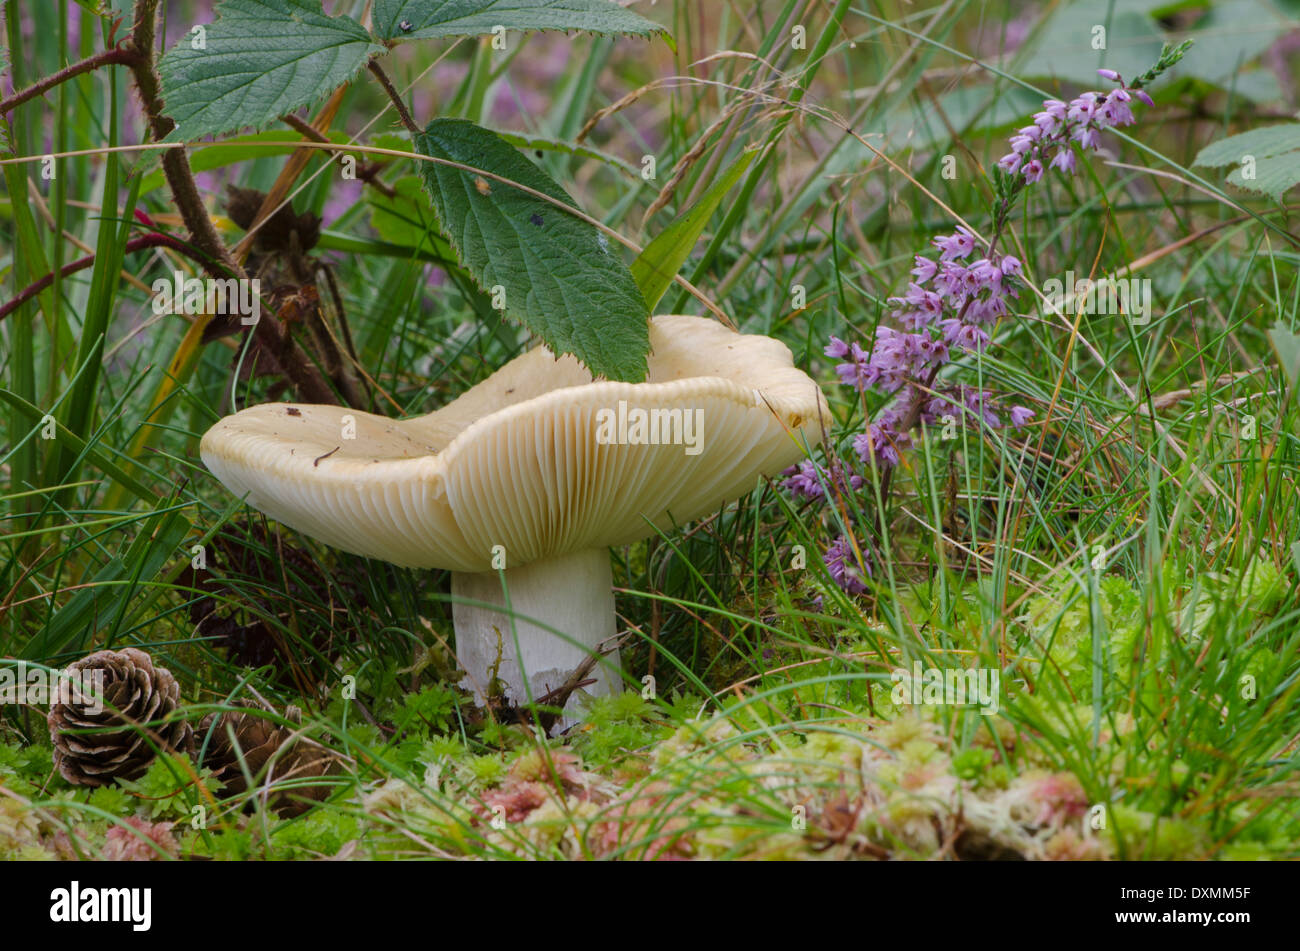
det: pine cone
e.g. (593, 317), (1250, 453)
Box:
(48, 648), (194, 787)
(198, 705), (338, 817)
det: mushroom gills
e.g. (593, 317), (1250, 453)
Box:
(451, 548), (621, 726)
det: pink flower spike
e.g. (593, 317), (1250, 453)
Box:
(1096, 68), (1121, 82)
(1134, 89), (1154, 107)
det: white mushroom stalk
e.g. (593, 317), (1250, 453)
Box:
(452, 549), (619, 712)
(200, 315), (828, 723)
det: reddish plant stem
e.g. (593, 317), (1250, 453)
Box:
(367, 60), (421, 135)
(0, 232), (205, 322)
(280, 112), (397, 198)
(124, 0), (338, 403)
(0, 46), (140, 115)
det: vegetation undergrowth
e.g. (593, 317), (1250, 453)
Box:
(2, 0), (1298, 860)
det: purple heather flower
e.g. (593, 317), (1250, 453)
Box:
(785, 71), (1160, 572)
(933, 225), (978, 261)
(1009, 134), (1035, 155)
(969, 257), (1004, 290)
(782, 459), (864, 500)
(935, 261), (971, 299)
(833, 340), (875, 391)
(782, 460), (826, 499)
(1009, 405), (1036, 428)
(1096, 68), (1121, 82)
(1049, 149), (1077, 174)
(1073, 126), (1100, 151)
(1134, 89), (1154, 107)
(825, 336), (850, 359)
(890, 283), (944, 329)
(853, 425), (901, 468)
(911, 255), (938, 283)
(1098, 88), (1135, 127)
(1067, 92), (1100, 125)
(824, 536), (870, 594)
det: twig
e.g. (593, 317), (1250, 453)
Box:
(280, 112), (396, 198)
(0, 232), (212, 322)
(367, 61), (420, 136)
(127, 0), (238, 277)
(0, 47), (139, 115)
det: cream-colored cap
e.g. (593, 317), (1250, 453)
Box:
(200, 315), (827, 572)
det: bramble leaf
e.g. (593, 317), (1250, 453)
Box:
(158, 0), (384, 141)
(1194, 124), (1300, 200)
(373, 0), (670, 47)
(414, 118), (649, 381)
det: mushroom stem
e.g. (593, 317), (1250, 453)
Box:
(451, 549), (622, 720)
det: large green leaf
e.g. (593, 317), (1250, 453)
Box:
(1169, 0), (1288, 103)
(414, 118), (649, 381)
(1017, 1), (1166, 88)
(158, 0), (384, 141)
(373, 0), (669, 45)
(1194, 124), (1300, 201)
(632, 150), (756, 311)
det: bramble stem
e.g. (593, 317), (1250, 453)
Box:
(124, 0), (338, 404)
(367, 60), (421, 136)
(0, 233), (207, 322)
(0, 47), (139, 115)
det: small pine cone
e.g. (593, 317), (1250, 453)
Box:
(48, 648), (194, 787)
(198, 705), (338, 817)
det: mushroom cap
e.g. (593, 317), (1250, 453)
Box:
(200, 315), (828, 572)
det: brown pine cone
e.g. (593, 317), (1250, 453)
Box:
(48, 648), (194, 787)
(197, 705), (338, 817)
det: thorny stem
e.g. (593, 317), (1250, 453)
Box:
(127, 0), (237, 277)
(0, 47), (140, 115)
(280, 112), (397, 198)
(367, 60), (421, 136)
(123, 0), (337, 403)
(0, 232), (210, 322)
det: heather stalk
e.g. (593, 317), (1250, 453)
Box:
(790, 43), (1193, 595)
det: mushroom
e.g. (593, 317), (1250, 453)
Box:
(200, 315), (827, 720)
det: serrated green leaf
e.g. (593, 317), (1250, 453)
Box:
(632, 150), (756, 310)
(414, 118), (649, 380)
(1195, 125), (1300, 201)
(1194, 124), (1300, 167)
(374, 0), (670, 48)
(158, 0), (385, 141)
(1225, 160), (1300, 201)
